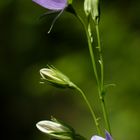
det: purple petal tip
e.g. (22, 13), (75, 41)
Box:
(105, 131), (113, 140)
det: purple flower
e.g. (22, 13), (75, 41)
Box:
(32, 0), (68, 11)
(32, 0), (70, 33)
(91, 131), (113, 140)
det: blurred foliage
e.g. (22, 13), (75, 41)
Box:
(0, 0), (140, 140)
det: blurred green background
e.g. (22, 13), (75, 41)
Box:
(1, 0), (140, 140)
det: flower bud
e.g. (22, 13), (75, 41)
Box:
(84, 0), (91, 16)
(84, 0), (100, 24)
(36, 120), (73, 139)
(91, 0), (100, 24)
(40, 66), (75, 88)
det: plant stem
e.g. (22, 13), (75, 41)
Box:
(95, 24), (111, 134)
(75, 14), (111, 134)
(87, 23), (101, 90)
(75, 15), (102, 135)
(76, 15), (100, 90)
(74, 85), (101, 135)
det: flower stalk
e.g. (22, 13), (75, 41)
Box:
(74, 85), (101, 135)
(95, 24), (111, 134)
(83, 0), (112, 134)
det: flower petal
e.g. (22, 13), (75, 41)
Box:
(105, 131), (113, 140)
(91, 135), (105, 140)
(33, 0), (67, 10)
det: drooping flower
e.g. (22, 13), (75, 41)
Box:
(40, 65), (76, 88)
(91, 131), (113, 140)
(32, 0), (76, 33)
(32, 0), (70, 33)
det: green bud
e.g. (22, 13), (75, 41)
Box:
(91, 0), (100, 24)
(36, 120), (73, 140)
(84, 0), (100, 24)
(84, 0), (92, 16)
(40, 66), (75, 88)
(37, 117), (87, 140)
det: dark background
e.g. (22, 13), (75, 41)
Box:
(1, 0), (140, 140)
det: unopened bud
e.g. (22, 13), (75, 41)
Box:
(84, 0), (91, 16)
(40, 66), (75, 88)
(84, 0), (100, 24)
(36, 120), (73, 139)
(91, 0), (100, 24)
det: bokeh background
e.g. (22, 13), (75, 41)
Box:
(1, 0), (140, 140)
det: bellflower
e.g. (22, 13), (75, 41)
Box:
(91, 131), (113, 140)
(32, 0), (75, 33)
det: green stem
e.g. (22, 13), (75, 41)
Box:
(87, 22), (100, 90)
(75, 15), (102, 135)
(76, 15), (100, 90)
(74, 85), (101, 135)
(95, 24), (111, 134)
(75, 13), (111, 134)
